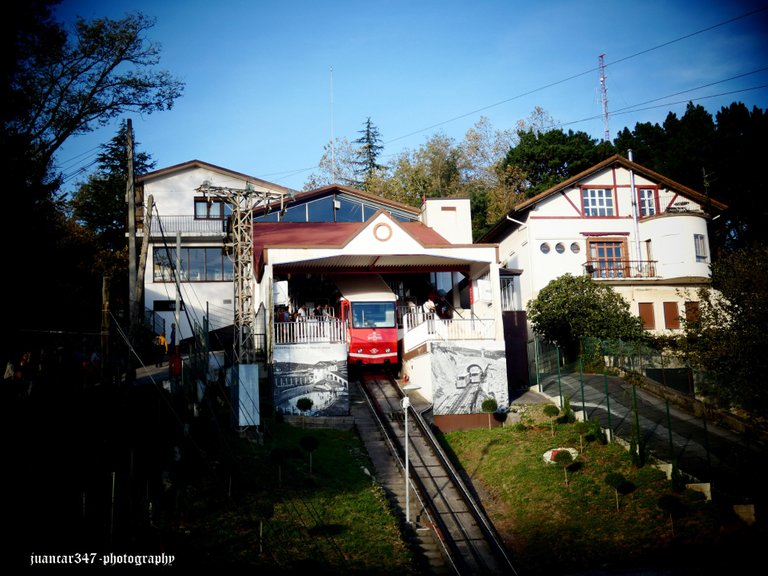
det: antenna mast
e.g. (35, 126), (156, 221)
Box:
(599, 54), (610, 142)
(330, 65), (335, 183)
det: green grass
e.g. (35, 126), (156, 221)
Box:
(173, 407), (764, 575)
(441, 408), (764, 575)
(174, 422), (418, 575)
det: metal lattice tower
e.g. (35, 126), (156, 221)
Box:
(196, 181), (287, 365)
(599, 54), (610, 143)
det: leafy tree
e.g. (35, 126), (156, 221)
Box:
(543, 404), (560, 436)
(481, 398), (498, 429)
(71, 123), (155, 260)
(251, 498), (274, 554)
(681, 247), (768, 418)
(1, 3), (183, 350)
(8, 10), (182, 185)
(352, 117), (385, 189)
(303, 137), (357, 190)
(500, 128), (614, 196)
(574, 420), (591, 452)
(300, 435), (320, 474)
(604, 472), (629, 511)
(374, 133), (466, 204)
(657, 494), (685, 536)
(553, 449), (574, 485)
(269, 447), (290, 488)
(296, 397), (314, 428)
(710, 103), (768, 252)
(527, 274), (644, 361)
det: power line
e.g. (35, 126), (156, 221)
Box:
(384, 5), (768, 147)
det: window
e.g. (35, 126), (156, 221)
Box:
(582, 188), (615, 217)
(663, 301), (680, 330)
(154, 247), (233, 282)
(351, 302), (396, 328)
(540, 242), (550, 254)
(194, 198), (232, 220)
(500, 276), (516, 311)
(570, 242), (581, 254)
(685, 301), (700, 324)
(555, 242), (565, 254)
(638, 303), (655, 330)
(638, 188), (658, 217)
(587, 239), (627, 278)
(153, 300), (185, 312)
(694, 234), (707, 263)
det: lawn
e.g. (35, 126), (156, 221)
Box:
(166, 406), (763, 575)
(440, 405), (764, 575)
(168, 422), (418, 575)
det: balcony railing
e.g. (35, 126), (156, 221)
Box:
(143, 216), (227, 237)
(273, 318), (346, 344)
(403, 312), (496, 353)
(584, 260), (658, 279)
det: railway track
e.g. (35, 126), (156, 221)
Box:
(354, 369), (518, 576)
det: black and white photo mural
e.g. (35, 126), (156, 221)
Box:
(431, 342), (508, 416)
(272, 343), (349, 416)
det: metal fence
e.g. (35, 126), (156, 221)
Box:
(525, 335), (761, 507)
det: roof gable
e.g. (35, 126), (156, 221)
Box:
(480, 154), (728, 242)
(136, 159), (295, 195)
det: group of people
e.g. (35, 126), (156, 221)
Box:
(422, 291), (453, 320)
(276, 303), (334, 321)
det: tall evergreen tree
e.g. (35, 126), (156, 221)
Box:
(352, 117), (385, 189)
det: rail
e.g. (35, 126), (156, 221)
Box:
(359, 373), (518, 575)
(273, 318), (346, 344)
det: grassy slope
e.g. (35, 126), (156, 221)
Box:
(441, 405), (764, 575)
(171, 407), (764, 575)
(171, 423), (418, 575)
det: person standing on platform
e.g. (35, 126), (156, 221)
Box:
(154, 331), (168, 367)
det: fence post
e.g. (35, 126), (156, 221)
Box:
(579, 356), (586, 417)
(535, 337), (541, 393)
(666, 399), (674, 461)
(604, 373), (612, 441)
(556, 347), (563, 408)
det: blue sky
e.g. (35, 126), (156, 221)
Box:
(54, 1), (768, 192)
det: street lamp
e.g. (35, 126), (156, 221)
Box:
(402, 383), (422, 524)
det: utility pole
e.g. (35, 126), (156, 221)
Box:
(126, 119), (137, 383)
(196, 181), (287, 366)
(599, 54), (610, 143)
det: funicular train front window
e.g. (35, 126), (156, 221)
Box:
(351, 302), (396, 328)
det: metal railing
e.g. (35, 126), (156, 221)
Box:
(584, 260), (658, 279)
(144, 215), (227, 237)
(273, 318), (346, 344)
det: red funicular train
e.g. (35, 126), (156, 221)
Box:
(332, 274), (399, 366)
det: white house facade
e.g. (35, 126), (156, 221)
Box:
(480, 153), (727, 336)
(137, 160), (294, 344)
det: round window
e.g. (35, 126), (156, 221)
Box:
(570, 242), (581, 254)
(540, 243), (550, 254)
(555, 242), (565, 254)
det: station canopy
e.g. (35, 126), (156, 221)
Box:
(252, 215), (497, 281)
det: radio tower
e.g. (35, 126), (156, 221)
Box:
(599, 54), (610, 142)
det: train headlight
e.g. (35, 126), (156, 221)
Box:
(356, 347), (363, 354)
(385, 347), (391, 353)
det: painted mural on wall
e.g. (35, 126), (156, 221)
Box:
(431, 341), (508, 416)
(273, 343), (349, 416)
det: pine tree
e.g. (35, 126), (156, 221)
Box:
(352, 117), (385, 189)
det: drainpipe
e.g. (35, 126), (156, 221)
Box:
(627, 150), (643, 273)
(507, 215), (533, 308)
